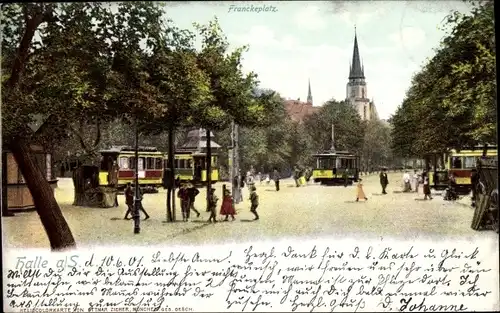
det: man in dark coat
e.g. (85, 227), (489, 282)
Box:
(379, 168), (389, 194)
(272, 168), (280, 191)
(186, 182), (200, 217)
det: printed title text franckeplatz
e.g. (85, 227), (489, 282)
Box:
(228, 4), (278, 13)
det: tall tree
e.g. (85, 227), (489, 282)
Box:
(304, 99), (364, 154)
(390, 1), (495, 157)
(193, 19), (282, 208)
(361, 119), (392, 171)
(1, 3), (76, 250)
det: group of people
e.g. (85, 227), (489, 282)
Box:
(353, 168), (434, 201)
(123, 178), (260, 223)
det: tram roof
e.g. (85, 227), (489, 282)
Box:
(312, 151), (357, 157)
(99, 145), (161, 153)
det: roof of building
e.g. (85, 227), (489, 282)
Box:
(284, 99), (320, 123)
(349, 28), (365, 80)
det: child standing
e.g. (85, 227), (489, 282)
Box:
(249, 186), (259, 220)
(355, 179), (368, 202)
(220, 189), (236, 221)
(207, 188), (219, 223)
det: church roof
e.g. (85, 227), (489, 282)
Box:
(349, 29), (365, 80)
(307, 79), (313, 104)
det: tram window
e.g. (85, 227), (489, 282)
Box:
(335, 158), (341, 168)
(138, 157), (144, 171)
(451, 157), (463, 169)
(464, 157), (476, 169)
(187, 159), (192, 168)
(101, 157), (109, 171)
(318, 158), (334, 169)
(155, 158), (163, 169)
(146, 157), (155, 170)
(179, 159), (186, 168)
(119, 157), (129, 169)
(129, 157), (135, 169)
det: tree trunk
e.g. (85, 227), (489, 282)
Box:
(165, 127), (174, 222)
(10, 139), (76, 250)
(72, 167), (86, 206)
(206, 129), (212, 211)
(4, 5), (74, 250)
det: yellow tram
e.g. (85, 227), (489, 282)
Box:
(99, 146), (164, 189)
(312, 151), (360, 185)
(425, 145), (497, 193)
(167, 149), (219, 184)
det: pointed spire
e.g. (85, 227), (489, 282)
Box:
(307, 78), (313, 104)
(349, 26), (365, 79)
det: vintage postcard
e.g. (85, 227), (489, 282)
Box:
(1, 1), (498, 312)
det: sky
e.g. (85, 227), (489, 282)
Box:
(162, 1), (474, 119)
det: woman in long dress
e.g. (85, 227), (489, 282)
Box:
(356, 179), (368, 202)
(220, 189), (236, 221)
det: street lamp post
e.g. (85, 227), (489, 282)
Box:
(133, 116), (141, 234)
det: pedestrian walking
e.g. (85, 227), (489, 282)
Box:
(380, 168), (389, 194)
(249, 186), (259, 220)
(422, 172), (433, 200)
(355, 178), (368, 202)
(273, 168), (280, 191)
(220, 189), (236, 221)
(123, 182), (134, 220)
(413, 170), (420, 194)
(177, 183), (190, 222)
(125, 184), (150, 220)
(186, 182), (200, 218)
(403, 171), (411, 192)
(207, 188), (219, 223)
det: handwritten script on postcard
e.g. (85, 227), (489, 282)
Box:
(3, 239), (499, 312)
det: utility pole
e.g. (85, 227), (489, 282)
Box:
(133, 116), (141, 234)
(230, 121), (235, 207)
(234, 123), (241, 203)
(330, 123), (336, 152)
(172, 128), (176, 222)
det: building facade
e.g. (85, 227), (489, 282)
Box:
(346, 29), (379, 121)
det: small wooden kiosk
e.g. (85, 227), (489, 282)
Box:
(2, 144), (58, 212)
(2, 115), (58, 213)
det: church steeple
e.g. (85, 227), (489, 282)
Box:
(307, 78), (313, 104)
(349, 26), (365, 80)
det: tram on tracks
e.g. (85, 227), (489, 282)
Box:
(312, 150), (360, 185)
(99, 146), (164, 190)
(98, 145), (220, 190)
(167, 149), (219, 185)
(424, 145), (497, 194)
